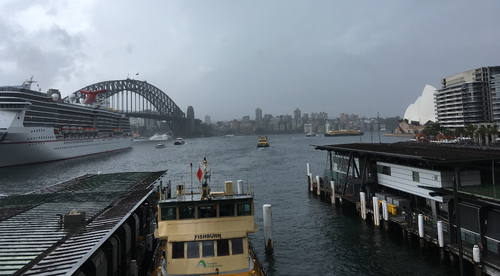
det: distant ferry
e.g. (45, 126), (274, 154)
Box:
(324, 130), (364, 137)
(0, 78), (133, 167)
(257, 135), (270, 148)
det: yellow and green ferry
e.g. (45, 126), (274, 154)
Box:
(153, 158), (266, 276)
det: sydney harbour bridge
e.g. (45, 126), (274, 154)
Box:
(62, 79), (194, 137)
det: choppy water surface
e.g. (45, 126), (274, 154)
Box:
(0, 134), (458, 275)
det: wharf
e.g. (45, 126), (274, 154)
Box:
(309, 142), (500, 275)
(320, 189), (500, 275)
(0, 170), (166, 276)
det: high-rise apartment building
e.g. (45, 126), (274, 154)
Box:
(205, 115), (211, 125)
(492, 73), (500, 123)
(294, 108), (301, 120)
(255, 108), (262, 122)
(435, 66), (500, 128)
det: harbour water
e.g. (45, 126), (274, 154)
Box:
(0, 134), (459, 275)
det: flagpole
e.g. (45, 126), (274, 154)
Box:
(190, 163), (193, 200)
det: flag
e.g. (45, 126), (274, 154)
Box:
(196, 167), (203, 181)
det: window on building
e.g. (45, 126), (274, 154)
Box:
(237, 203), (252, 216)
(179, 205), (195, 219)
(217, 239), (230, 256)
(187, 242), (200, 258)
(198, 204), (217, 218)
(172, 242), (184, 259)
(202, 241), (215, 257)
(161, 207), (176, 220)
(412, 171), (420, 182)
(378, 165), (391, 176)
(232, 238), (244, 255)
(219, 203), (235, 217)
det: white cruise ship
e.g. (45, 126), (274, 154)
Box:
(0, 78), (133, 167)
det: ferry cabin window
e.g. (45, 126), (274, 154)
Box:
(198, 204), (217, 218)
(179, 204), (195, 219)
(217, 239), (230, 256)
(219, 203), (235, 217)
(202, 241), (215, 257)
(172, 242), (184, 259)
(161, 207), (176, 220)
(237, 202), (252, 216)
(412, 171), (420, 182)
(231, 238), (244, 255)
(187, 242), (200, 258)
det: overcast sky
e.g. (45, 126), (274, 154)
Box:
(1, 1), (499, 122)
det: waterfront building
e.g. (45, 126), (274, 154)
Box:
(304, 123), (313, 134)
(435, 66), (500, 129)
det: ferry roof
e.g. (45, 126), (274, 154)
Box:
(313, 142), (500, 165)
(0, 170), (166, 275)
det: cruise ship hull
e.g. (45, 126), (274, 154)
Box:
(0, 80), (134, 168)
(0, 126), (133, 167)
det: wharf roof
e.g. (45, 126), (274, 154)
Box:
(314, 142), (500, 165)
(0, 170), (166, 276)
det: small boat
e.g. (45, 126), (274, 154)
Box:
(152, 158), (266, 276)
(306, 132), (316, 137)
(149, 134), (172, 141)
(257, 135), (270, 148)
(324, 129), (364, 137)
(156, 143), (165, 148)
(174, 138), (185, 145)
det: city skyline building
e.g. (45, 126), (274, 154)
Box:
(294, 108), (301, 120)
(205, 115), (211, 125)
(435, 66), (500, 128)
(255, 108), (262, 123)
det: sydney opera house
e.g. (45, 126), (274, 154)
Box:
(396, 85), (437, 134)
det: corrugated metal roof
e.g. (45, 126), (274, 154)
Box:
(0, 171), (166, 276)
(314, 142), (500, 164)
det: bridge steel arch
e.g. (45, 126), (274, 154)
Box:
(62, 79), (185, 119)
(62, 79), (188, 136)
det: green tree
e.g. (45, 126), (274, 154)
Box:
(487, 126), (498, 144)
(477, 126), (487, 145)
(423, 123), (442, 137)
(442, 129), (454, 137)
(454, 127), (465, 138)
(466, 125), (476, 138)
